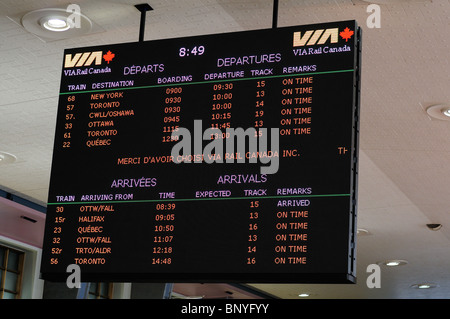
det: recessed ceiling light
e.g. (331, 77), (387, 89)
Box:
(357, 228), (370, 235)
(42, 17), (70, 32)
(377, 259), (408, 267)
(385, 261), (401, 267)
(411, 283), (438, 289)
(360, 0), (412, 3)
(418, 284), (431, 289)
(298, 293), (310, 297)
(426, 223), (442, 231)
(18, 8), (103, 41)
(426, 104), (450, 121)
(0, 151), (17, 165)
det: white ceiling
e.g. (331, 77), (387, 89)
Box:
(0, 0), (449, 299)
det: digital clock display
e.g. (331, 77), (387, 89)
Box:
(179, 45), (205, 57)
(41, 20), (361, 283)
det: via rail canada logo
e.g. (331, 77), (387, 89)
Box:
(293, 26), (354, 46)
(64, 50), (115, 68)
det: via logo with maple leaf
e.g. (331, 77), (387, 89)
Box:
(103, 50), (115, 64)
(339, 27), (354, 42)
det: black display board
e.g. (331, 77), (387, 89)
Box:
(41, 20), (361, 283)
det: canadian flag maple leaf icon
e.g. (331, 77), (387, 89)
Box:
(339, 27), (354, 42)
(103, 50), (115, 64)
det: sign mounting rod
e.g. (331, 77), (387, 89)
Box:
(135, 3), (153, 42)
(272, 0), (279, 29)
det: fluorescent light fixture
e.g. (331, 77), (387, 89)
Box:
(298, 293), (310, 297)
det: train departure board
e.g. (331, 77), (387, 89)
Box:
(41, 20), (361, 283)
